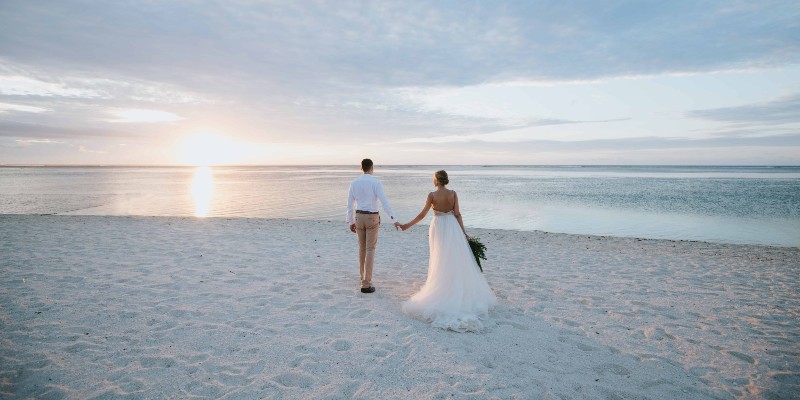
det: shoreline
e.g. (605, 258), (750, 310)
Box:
(4, 164), (799, 248)
(1, 214), (798, 398)
(12, 212), (800, 249)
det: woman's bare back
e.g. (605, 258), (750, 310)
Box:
(431, 189), (455, 213)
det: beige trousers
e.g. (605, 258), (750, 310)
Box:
(355, 213), (380, 288)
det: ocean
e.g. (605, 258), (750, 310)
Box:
(2, 165), (799, 247)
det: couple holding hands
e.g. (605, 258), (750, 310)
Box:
(346, 159), (495, 332)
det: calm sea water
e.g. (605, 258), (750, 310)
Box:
(2, 165), (799, 247)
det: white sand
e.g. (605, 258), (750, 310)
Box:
(1, 215), (798, 399)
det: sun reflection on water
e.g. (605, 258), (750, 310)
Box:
(191, 166), (214, 217)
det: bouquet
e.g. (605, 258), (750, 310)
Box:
(467, 236), (487, 272)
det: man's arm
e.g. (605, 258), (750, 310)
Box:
(346, 183), (356, 227)
(375, 180), (396, 222)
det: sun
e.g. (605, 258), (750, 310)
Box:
(179, 132), (245, 166)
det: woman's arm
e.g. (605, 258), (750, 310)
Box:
(401, 193), (433, 231)
(453, 191), (468, 237)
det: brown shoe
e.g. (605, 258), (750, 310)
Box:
(360, 286), (376, 293)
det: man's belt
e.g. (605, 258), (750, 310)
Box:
(355, 210), (379, 214)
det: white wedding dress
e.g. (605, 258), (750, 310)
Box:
(402, 210), (497, 332)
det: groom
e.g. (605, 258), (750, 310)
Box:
(346, 159), (401, 293)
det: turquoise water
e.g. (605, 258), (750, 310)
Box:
(1, 165), (799, 246)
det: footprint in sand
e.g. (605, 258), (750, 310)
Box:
(773, 373), (800, 385)
(640, 378), (672, 389)
(593, 363), (631, 376)
(269, 285), (284, 293)
(641, 327), (675, 341)
(168, 309), (193, 318)
(726, 350), (755, 364)
(230, 320), (256, 329)
(347, 309), (371, 318)
(181, 353), (209, 364)
(367, 348), (390, 358)
(118, 311), (138, 319)
(289, 355), (311, 368)
(63, 342), (99, 354)
(576, 342), (594, 352)
(22, 358), (52, 369)
(151, 319), (178, 332)
(328, 380), (360, 398)
(273, 371), (314, 388)
(139, 356), (176, 368)
(117, 377), (146, 393)
(561, 319), (582, 328)
(330, 339), (353, 352)
(496, 320), (530, 331)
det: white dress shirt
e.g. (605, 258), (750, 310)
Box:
(346, 174), (396, 224)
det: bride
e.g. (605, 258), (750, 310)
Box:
(399, 170), (496, 332)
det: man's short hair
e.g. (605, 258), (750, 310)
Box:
(361, 158), (373, 172)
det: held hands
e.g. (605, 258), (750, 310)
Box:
(393, 221), (410, 231)
(351, 222), (409, 232)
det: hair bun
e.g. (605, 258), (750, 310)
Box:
(435, 170), (449, 185)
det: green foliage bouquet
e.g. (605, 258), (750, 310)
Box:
(467, 236), (486, 272)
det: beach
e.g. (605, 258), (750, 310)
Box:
(1, 215), (798, 399)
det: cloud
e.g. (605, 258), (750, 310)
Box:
(0, 65), (208, 103)
(396, 118), (632, 144)
(1, 1), (797, 88)
(0, 120), (135, 139)
(0, 74), (103, 98)
(687, 94), (800, 126)
(15, 138), (62, 146)
(106, 108), (184, 123)
(393, 132), (800, 153)
(0, 102), (47, 113)
(0, 1), (797, 163)
(79, 145), (106, 154)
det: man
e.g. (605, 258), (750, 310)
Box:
(346, 158), (402, 293)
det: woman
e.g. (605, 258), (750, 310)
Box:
(400, 170), (496, 332)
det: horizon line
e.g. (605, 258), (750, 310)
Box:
(2, 164), (799, 168)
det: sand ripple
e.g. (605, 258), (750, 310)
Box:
(0, 215), (797, 399)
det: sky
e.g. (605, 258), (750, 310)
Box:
(1, 0), (799, 166)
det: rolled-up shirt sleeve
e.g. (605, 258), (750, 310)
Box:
(375, 181), (395, 221)
(346, 183), (356, 224)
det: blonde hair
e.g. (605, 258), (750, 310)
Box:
(434, 170), (449, 186)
